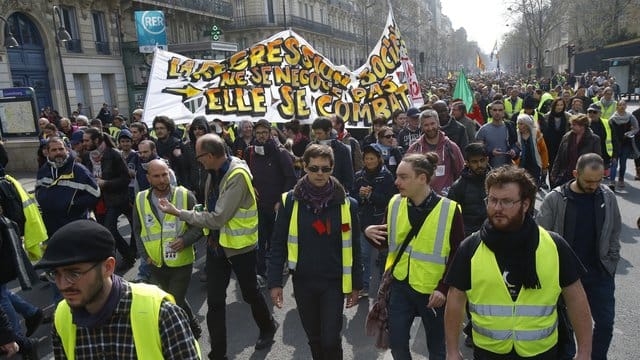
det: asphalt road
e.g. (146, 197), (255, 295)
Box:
(7, 106), (640, 359)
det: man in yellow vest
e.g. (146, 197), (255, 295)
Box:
(586, 104), (614, 185)
(366, 153), (465, 359)
(504, 88), (524, 119)
(35, 219), (200, 359)
(444, 166), (593, 359)
(133, 159), (203, 339)
(158, 133), (277, 360)
(267, 144), (362, 359)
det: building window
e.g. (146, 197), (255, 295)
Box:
(298, 1), (303, 16)
(320, 8), (324, 24)
(101, 74), (116, 108)
(267, 0), (275, 23)
(235, 0), (246, 18)
(73, 74), (91, 117)
(92, 11), (110, 55)
(60, 6), (81, 53)
(310, 5), (314, 21)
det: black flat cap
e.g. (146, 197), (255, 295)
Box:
(35, 220), (115, 269)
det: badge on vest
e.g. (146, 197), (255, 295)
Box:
(435, 165), (445, 177)
(145, 214), (155, 227)
(164, 242), (177, 260)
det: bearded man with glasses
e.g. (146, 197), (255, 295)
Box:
(444, 166), (592, 360)
(268, 144), (362, 360)
(36, 220), (200, 359)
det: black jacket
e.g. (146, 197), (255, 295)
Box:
(352, 166), (396, 229)
(550, 129), (601, 187)
(309, 140), (354, 192)
(447, 167), (488, 236)
(82, 147), (129, 207)
(268, 179), (362, 291)
(182, 117), (211, 203)
(156, 136), (187, 186)
(441, 119), (469, 151)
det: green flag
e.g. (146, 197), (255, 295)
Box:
(453, 69), (474, 113)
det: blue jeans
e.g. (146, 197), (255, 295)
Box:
(560, 266), (615, 360)
(610, 146), (632, 182)
(0, 284), (25, 340)
(8, 291), (38, 318)
(387, 280), (445, 360)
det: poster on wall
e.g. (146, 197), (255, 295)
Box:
(142, 7), (423, 128)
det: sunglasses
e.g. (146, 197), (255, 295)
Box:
(588, 110), (599, 113)
(307, 165), (333, 173)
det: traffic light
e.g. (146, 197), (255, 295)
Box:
(567, 44), (575, 57)
(211, 25), (222, 41)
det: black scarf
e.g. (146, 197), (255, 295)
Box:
(480, 215), (541, 289)
(72, 274), (125, 328)
(294, 175), (335, 214)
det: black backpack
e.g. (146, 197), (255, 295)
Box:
(0, 177), (25, 236)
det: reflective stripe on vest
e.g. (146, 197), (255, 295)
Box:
(467, 227), (560, 357)
(504, 97), (523, 117)
(283, 191), (354, 293)
(219, 168), (258, 249)
(54, 283), (201, 359)
(592, 116), (613, 156)
(385, 194), (456, 294)
(136, 186), (194, 267)
(6, 175), (47, 260)
(596, 100), (617, 120)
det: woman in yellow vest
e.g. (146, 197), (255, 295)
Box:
(365, 153), (464, 360)
(268, 144), (362, 360)
(443, 166), (592, 359)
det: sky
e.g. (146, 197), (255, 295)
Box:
(440, 0), (510, 54)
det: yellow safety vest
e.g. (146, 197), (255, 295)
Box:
(591, 118), (613, 157)
(504, 97), (523, 118)
(218, 168), (258, 249)
(385, 195), (456, 294)
(467, 227), (560, 357)
(537, 92), (554, 113)
(595, 100), (617, 120)
(54, 283), (201, 359)
(108, 126), (121, 140)
(136, 186), (194, 267)
(282, 191), (353, 293)
(6, 175), (47, 260)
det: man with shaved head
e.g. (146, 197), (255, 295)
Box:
(132, 159), (203, 339)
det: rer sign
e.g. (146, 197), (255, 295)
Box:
(135, 11), (168, 53)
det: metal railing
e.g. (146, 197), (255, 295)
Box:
(134, 0), (233, 18)
(65, 39), (82, 53)
(95, 41), (110, 55)
(228, 15), (360, 43)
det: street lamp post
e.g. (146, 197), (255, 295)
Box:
(0, 16), (19, 48)
(53, 5), (72, 117)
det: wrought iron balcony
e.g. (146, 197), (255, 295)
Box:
(95, 41), (110, 55)
(228, 15), (360, 43)
(133, 0), (233, 18)
(65, 39), (82, 53)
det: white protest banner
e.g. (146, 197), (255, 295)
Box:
(142, 7), (422, 127)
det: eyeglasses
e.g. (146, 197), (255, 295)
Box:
(382, 134), (394, 139)
(45, 262), (102, 284)
(484, 197), (522, 209)
(307, 165), (333, 173)
(255, 131), (270, 136)
(196, 152), (210, 160)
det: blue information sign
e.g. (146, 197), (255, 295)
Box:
(135, 11), (168, 53)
